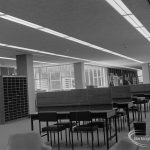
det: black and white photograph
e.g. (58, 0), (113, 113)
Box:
(0, 0), (150, 150)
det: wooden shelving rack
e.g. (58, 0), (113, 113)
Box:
(0, 76), (28, 124)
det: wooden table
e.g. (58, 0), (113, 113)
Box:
(116, 101), (133, 131)
(30, 109), (118, 150)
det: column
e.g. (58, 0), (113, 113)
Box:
(73, 62), (85, 89)
(16, 54), (36, 114)
(142, 63), (150, 84)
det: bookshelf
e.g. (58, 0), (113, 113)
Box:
(0, 76), (28, 124)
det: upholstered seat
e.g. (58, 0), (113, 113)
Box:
(42, 125), (66, 132)
(73, 124), (98, 132)
(6, 132), (52, 150)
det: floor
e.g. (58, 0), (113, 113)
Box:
(0, 110), (150, 150)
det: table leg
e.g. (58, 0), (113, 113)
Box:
(126, 107), (130, 131)
(114, 115), (118, 142)
(106, 118), (109, 150)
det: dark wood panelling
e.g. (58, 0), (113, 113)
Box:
(87, 88), (112, 105)
(130, 84), (150, 94)
(0, 76), (28, 124)
(111, 86), (131, 99)
(37, 88), (112, 111)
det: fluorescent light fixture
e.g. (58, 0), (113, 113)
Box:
(147, 38), (150, 41)
(40, 28), (69, 38)
(0, 43), (144, 69)
(0, 56), (58, 65)
(114, 0), (132, 14)
(0, 42), (93, 62)
(140, 27), (150, 37)
(105, 0), (126, 15)
(0, 12), (4, 16)
(110, 64), (141, 71)
(66, 37), (91, 46)
(0, 15), (43, 29)
(136, 28), (149, 38)
(0, 56), (15, 60)
(34, 60), (58, 65)
(106, 0), (150, 42)
(0, 11), (144, 64)
(129, 15), (143, 27)
(0, 43), (7, 47)
(123, 15), (139, 28)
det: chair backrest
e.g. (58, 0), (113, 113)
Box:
(38, 112), (58, 122)
(69, 111), (92, 122)
(7, 132), (43, 150)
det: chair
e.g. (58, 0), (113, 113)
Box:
(6, 132), (52, 150)
(110, 138), (139, 150)
(38, 112), (67, 150)
(54, 120), (76, 145)
(69, 111), (99, 150)
(87, 118), (106, 144)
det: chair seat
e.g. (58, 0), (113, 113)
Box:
(117, 111), (126, 116)
(87, 121), (105, 128)
(55, 121), (76, 128)
(42, 125), (66, 132)
(7, 132), (52, 150)
(129, 106), (138, 111)
(73, 124), (98, 132)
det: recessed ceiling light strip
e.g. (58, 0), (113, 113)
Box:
(113, 0), (132, 14)
(34, 61), (58, 65)
(0, 56), (15, 60)
(0, 11), (143, 64)
(106, 0), (150, 41)
(0, 55), (140, 71)
(0, 42), (94, 62)
(0, 56), (57, 65)
(1, 15), (43, 29)
(123, 15), (139, 28)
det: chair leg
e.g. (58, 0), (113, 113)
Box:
(87, 132), (89, 145)
(46, 122), (49, 141)
(65, 129), (68, 146)
(50, 131), (53, 146)
(57, 131), (60, 150)
(69, 128), (71, 145)
(91, 131), (94, 150)
(109, 118), (112, 137)
(60, 131), (63, 140)
(71, 131), (74, 150)
(97, 129), (100, 146)
(144, 103), (146, 119)
(54, 132), (56, 144)
(76, 132), (79, 140)
(80, 132), (83, 146)
(103, 127), (106, 145)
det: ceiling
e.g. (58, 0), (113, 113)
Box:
(0, 0), (150, 69)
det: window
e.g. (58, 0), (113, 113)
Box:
(84, 65), (108, 88)
(34, 64), (74, 91)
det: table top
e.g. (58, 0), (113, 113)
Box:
(30, 109), (116, 119)
(116, 101), (133, 108)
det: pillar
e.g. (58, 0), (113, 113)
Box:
(16, 54), (36, 114)
(142, 63), (150, 84)
(73, 62), (85, 89)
